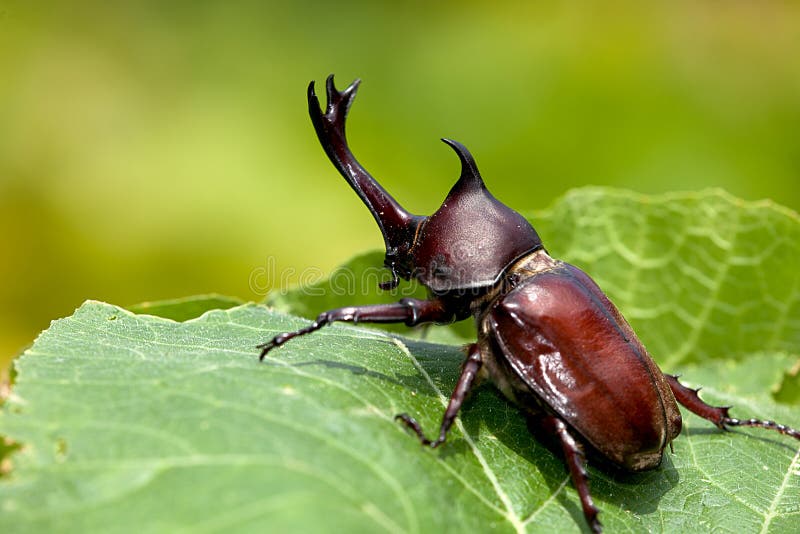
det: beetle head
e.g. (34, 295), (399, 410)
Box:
(409, 139), (542, 294)
(309, 75), (542, 295)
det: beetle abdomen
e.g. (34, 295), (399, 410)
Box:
(484, 261), (681, 471)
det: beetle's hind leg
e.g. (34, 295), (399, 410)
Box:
(395, 343), (483, 448)
(540, 416), (602, 534)
(666, 375), (800, 441)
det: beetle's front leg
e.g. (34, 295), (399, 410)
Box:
(666, 375), (800, 440)
(258, 298), (452, 360)
(395, 343), (483, 448)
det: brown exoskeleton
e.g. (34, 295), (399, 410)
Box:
(259, 75), (800, 533)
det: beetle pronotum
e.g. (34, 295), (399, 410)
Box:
(259, 75), (800, 533)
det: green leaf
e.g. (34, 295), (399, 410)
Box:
(775, 361), (800, 405)
(2, 188), (800, 533)
(530, 188), (800, 368)
(1, 302), (799, 533)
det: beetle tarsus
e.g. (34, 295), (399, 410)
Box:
(666, 374), (800, 441)
(395, 413), (439, 447)
(257, 300), (453, 360)
(394, 344), (483, 449)
(722, 417), (800, 441)
(257, 317), (329, 360)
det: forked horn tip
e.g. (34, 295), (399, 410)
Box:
(321, 75), (361, 111)
(346, 77), (362, 94)
(325, 74), (337, 102)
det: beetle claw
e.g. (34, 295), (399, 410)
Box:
(395, 413), (437, 446)
(257, 316), (330, 361)
(256, 342), (275, 360)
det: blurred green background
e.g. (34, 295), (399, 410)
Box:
(2, 1), (799, 371)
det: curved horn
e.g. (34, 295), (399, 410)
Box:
(308, 76), (419, 253)
(441, 138), (487, 195)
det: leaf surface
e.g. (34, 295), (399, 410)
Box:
(2, 188), (800, 533)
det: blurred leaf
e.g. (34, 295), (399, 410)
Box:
(0, 301), (799, 533)
(0, 436), (19, 479)
(266, 251), (425, 321)
(127, 294), (244, 322)
(774, 361), (800, 405)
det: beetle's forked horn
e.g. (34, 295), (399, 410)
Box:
(308, 76), (419, 259)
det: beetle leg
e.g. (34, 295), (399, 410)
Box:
(539, 416), (602, 534)
(258, 298), (452, 359)
(395, 343), (482, 448)
(666, 375), (800, 441)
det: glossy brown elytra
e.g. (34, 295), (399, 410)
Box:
(258, 75), (800, 533)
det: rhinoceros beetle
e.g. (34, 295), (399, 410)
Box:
(258, 75), (800, 533)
